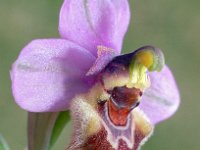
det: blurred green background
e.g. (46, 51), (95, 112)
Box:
(0, 0), (199, 149)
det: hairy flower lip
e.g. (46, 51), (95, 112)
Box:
(98, 101), (135, 149)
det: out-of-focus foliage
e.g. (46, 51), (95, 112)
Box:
(0, 134), (10, 150)
(0, 0), (199, 149)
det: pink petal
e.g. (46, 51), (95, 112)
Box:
(139, 65), (180, 124)
(59, 0), (130, 56)
(11, 39), (96, 112)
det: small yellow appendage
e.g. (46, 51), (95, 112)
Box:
(136, 51), (154, 69)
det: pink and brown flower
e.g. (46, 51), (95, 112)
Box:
(11, 0), (180, 149)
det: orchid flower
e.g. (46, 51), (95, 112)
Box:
(11, 0), (180, 150)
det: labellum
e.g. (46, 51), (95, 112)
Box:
(68, 46), (164, 150)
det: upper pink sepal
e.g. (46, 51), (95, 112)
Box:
(59, 0), (130, 56)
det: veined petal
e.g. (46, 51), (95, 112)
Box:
(139, 65), (180, 124)
(11, 39), (96, 112)
(59, 0), (130, 56)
